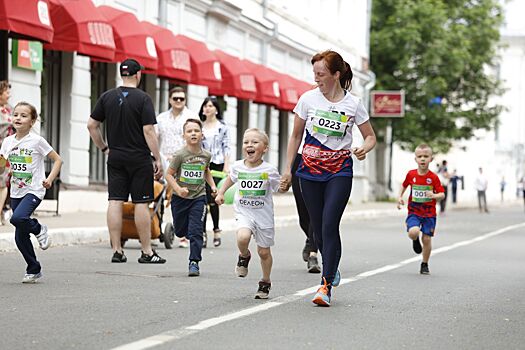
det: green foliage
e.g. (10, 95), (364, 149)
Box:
(370, 0), (504, 153)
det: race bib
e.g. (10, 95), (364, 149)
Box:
(412, 185), (432, 203)
(312, 110), (349, 137)
(238, 172), (267, 197)
(180, 163), (205, 184)
(9, 154), (33, 186)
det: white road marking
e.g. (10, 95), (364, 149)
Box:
(111, 222), (525, 350)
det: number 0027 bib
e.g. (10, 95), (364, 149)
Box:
(411, 185), (432, 203)
(180, 163), (205, 184)
(312, 110), (349, 137)
(238, 172), (268, 197)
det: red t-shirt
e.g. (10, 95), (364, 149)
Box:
(402, 169), (444, 217)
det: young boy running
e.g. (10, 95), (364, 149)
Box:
(165, 119), (217, 276)
(215, 128), (281, 299)
(397, 143), (445, 274)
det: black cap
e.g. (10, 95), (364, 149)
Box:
(120, 58), (144, 77)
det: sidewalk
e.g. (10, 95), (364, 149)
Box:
(0, 193), (518, 251)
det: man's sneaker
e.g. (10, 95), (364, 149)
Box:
(179, 237), (189, 248)
(254, 280), (271, 299)
(235, 251), (251, 277)
(302, 242), (311, 262)
(138, 250), (166, 264)
(332, 269), (341, 287)
(307, 256), (321, 273)
(412, 237), (422, 254)
(188, 261), (200, 277)
(36, 224), (50, 250)
(22, 272), (42, 283)
(312, 277), (331, 307)
(420, 262), (430, 275)
(111, 250), (127, 263)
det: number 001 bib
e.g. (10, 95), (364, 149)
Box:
(412, 185), (432, 203)
(312, 110), (349, 137)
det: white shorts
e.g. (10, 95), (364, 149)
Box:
(235, 215), (275, 248)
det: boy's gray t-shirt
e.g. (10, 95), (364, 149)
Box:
(169, 147), (212, 199)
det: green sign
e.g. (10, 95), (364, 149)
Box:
(12, 40), (43, 71)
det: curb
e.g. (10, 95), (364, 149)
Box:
(0, 209), (402, 252)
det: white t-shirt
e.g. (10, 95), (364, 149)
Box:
(293, 88), (369, 180)
(229, 160), (281, 229)
(156, 107), (197, 159)
(0, 133), (53, 199)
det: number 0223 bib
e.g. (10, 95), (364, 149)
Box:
(180, 163), (205, 184)
(312, 110), (349, 137)
(411, 185), (432, 203)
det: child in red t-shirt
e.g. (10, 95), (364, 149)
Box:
(397, 144), (445, 274)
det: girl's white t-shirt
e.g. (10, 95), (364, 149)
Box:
(0, 133), (53, 199)
(229, 160), (281, 229)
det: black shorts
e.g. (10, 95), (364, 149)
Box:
(107, 160), (154, 203)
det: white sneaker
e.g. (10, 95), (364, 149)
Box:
(22, 272), (42, 283)
(178, 238), (189, 248)
(36, 224), (50, 250)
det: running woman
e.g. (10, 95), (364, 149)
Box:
(280, 50), (376, 306)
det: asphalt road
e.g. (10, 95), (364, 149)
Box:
(1, 205), (524, 350)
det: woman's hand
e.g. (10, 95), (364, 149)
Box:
(280, 172), (292, 192)
(351, 147), (367, 161)
(215, 193), (224, 205)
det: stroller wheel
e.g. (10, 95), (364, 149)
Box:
(164, 222), (174, 249)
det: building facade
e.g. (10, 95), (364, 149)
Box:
(1, 0), (374, 212)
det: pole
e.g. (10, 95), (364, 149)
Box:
(388, 119), (394, 192)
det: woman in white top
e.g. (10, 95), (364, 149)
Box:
(281, 50), (376, 306)
(199, 96), (231, 247)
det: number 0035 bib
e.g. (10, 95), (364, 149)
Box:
(180, 163), (205, 184)
(9, 154), (33, 185)
(411, 185), (432, 203)
(312, 110), (349, 137)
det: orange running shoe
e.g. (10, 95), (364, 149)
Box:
(312, 277), (331, 307)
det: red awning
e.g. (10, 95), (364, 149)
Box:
(210, 50), (256, 100)
(0, 0), (54, 43)
(44, 0), (115, 61)
(141, 21), (191, 82)
(276, 73), (301, 111)
(98, 6), (157, 70)
(176, 35), (221, 89)
(294, 78), (314, 97)
(243, 60), (281, 106)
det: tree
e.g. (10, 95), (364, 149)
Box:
(370, 0), (504, 153)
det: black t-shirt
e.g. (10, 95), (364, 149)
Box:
(91, 87), (156, 162)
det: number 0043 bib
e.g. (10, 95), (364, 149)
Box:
(9, 154), (33, 185)
(180, 163), (205, 184)
(238, 172), (268, 197)
(312, 110), (349, 137)
(412, 185), (432, 203)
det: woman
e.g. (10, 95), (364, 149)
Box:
(199, 96), (231, 247)
(280, 50), (376, 307)
(0, 81), (13, 224)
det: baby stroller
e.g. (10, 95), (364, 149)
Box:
(119, 180), (175, 249)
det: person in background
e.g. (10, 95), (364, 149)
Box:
(156, 86), (198, 248)
(437, 160), (449, 213)
(0, 80), (14, 222)
(449, 169), (462, 204)
(474, 167), (489, 213)
(499, 176), (506, 202)
(88, 58), (166, 264)
(199, 96), (231, 247)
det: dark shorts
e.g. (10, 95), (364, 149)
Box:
(406, 214), (436, 236)
(107, 160), (154, 203)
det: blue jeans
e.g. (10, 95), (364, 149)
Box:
(10, 194), (43, 274)
(171, 195), (206, 262)
(299, 176), (353, 285)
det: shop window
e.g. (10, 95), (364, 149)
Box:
(236, 99), (249, 159)
(41, 50), (62, 174)
(89, 61), (109, 184)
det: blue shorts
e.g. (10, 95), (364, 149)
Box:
(406, 214), (436, 236)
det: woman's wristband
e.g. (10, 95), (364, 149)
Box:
(101, 146), (108, 153)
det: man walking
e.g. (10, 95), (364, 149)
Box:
(88, 58), (166, 263)
(475, 167), (489, 213)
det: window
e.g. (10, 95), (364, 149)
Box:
(89, 61), (109, 184)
